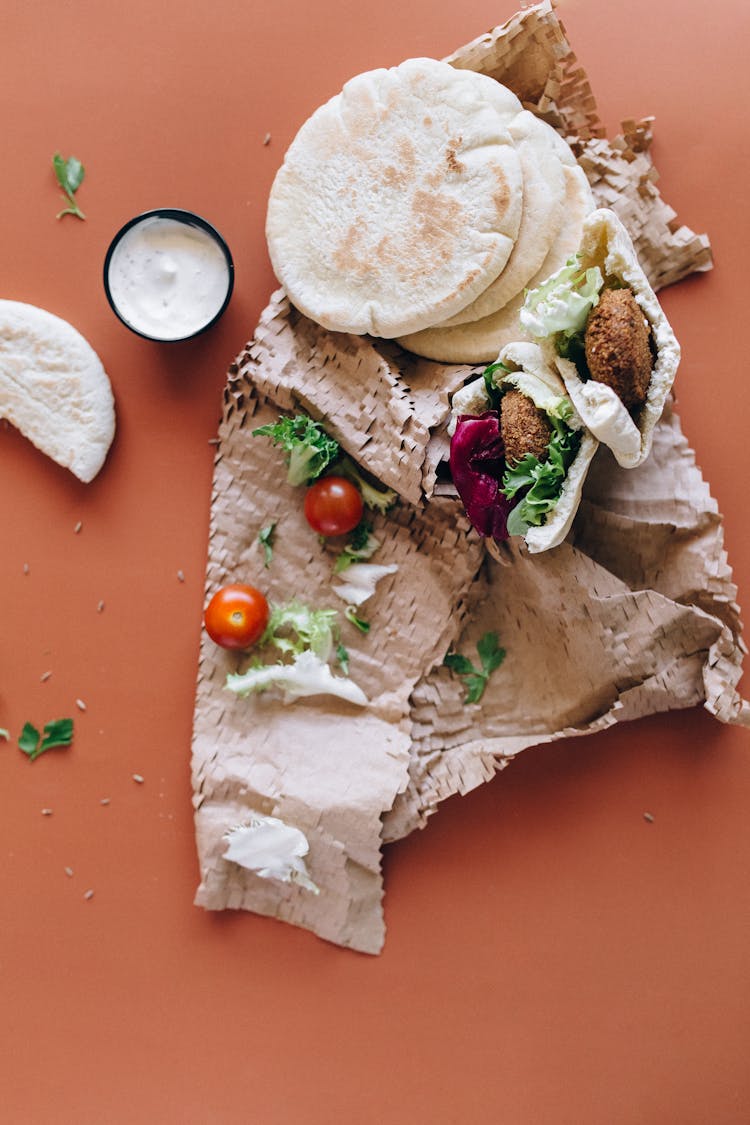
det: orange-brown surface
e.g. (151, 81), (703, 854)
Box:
(2, 2), (749, 1122)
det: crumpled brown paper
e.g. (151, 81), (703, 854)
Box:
(190, 0), (747, 953)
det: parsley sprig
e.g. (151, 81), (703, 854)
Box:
(19, 718), (74, 761)
(444, 631), (505, 704)
(52, 153), (86, 220)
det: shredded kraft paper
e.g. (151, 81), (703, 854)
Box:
(190, 0), (748, 953)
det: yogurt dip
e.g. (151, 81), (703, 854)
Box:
(104, 210), (233, 341)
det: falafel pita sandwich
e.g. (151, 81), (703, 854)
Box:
(449, 341), (598, 554)
(519, 208), (680, 469)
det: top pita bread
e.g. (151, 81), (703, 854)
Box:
(266, 57), (525, 338)
(0, 300), (115, 482)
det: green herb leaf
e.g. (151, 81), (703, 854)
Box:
(40, 718), (74, 752)
(52, 152), (86, 220)
(443, 631), (505, 704)
(344, 606), (370, 634)
(476, 631), (506, 676)
(257, 522), (276, 567)
(462, 673), (489, 704)
(443, 652), (475, 676)
(19, 722), (41, 757)
(335, 641), (350, 676)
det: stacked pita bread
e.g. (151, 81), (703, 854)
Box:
(266, 56), (594, 365)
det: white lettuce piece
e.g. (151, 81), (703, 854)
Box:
(223, 813), (319, 894)
(226, 649), (368, 705)
(520, 258), (603, 339)
(331, 563), (399, 607)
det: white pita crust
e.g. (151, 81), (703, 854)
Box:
(545, 208), (681, 468)
(0, 300), (115, 482)
(266, 58), (525, 338)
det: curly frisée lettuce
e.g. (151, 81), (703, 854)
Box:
(520, 257), (603, 342)
(502, 415), (582, 538)
(253, 414), (340, 486)
(225, 598), (368, 705)
(261, 601), (338, 660)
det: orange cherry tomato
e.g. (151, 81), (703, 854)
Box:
(303, 476), (364, 537)
(204, 583), (270, 650)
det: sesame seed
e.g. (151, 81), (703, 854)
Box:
(83, 889), (94, 900)
(40, 670), (52, 682)
(74, 521), (82, 534)
(208, 437), (220, 446)
(643, 812), (655, 823)
(100, 797), (110, 805)
(132, 773), (144, 784)
(41, 808), (53, 816)
(75, 698), (87, 712)
(263, 132), (271, 145)
(23, 563), (30, 575)
(97, 600), (105, 613)
(177, 570), (186, 582)
(64, 867), (74, 878)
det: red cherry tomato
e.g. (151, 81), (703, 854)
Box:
(204, 584), (270, 650)
(303, 476), (364, 537)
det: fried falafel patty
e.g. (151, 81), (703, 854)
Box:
(584, 287), (652, 410)
(500, 389), (552, 464)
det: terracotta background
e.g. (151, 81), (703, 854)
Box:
(2, 1), (749, 1122)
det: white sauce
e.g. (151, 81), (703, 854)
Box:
(106, 216), (231, 340)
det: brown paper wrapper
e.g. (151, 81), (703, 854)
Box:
(190, 1), (746, 953)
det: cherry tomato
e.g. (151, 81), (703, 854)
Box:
(303, 476), (364, 537)
(204, 583), (269, 650)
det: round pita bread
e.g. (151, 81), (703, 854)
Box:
(0, 300), (115, 482)
(435, 112), (573, 328)
(266, 57), (525, 338)
(397, 163), (594, 363)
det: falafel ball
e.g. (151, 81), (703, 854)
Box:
(500, 389), (552, 464)
(584, 287), (652, 410)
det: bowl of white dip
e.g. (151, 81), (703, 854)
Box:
(103, 209), (234, 341)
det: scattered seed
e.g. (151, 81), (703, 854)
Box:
(41, 808), (53, 816)
(100, 797), (110, 806)
(263, 132), (271, 145)
(40, 670), (52, 682)
(132, 773), (144, 784)
(83, 889), (95, 901)
(177, 570), (185, 583)
(643, 812), (655, 823)
(64, 866), (74, 878)
(74, 521), (82, 534)
(97, 600), (105, 613)
(208, 437), (220, 446)
(23, 563), (30, 575)
(75, 698), (87, 712)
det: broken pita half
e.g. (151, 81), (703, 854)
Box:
(0, 300), (115, 482)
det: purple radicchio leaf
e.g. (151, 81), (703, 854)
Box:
(449, 412), (513, 542)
